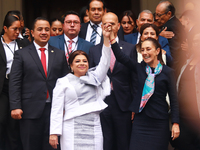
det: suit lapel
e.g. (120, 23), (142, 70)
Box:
(59, 35), (65, 51)
(28, 44), (46, 78)
(0, 40), (6, 64)
(16, 39), (25, 49)
(77, 37), (83, 50)
(133, 32), (138, 45)
(47, 45), (55, 78)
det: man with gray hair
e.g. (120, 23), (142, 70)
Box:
(124, 10), (154, 45)
(155, 0), (184, 71)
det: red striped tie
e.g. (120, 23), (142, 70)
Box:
(66, 40), (73, 60)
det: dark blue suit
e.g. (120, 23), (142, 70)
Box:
(48, 34), (94, 55)
(111, 42), (179, 150)
(9, 43), (68, 150)
(124, 32), (173, 66)
(89, 40), (137, 150)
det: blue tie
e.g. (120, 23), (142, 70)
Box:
(90, 24), (98, 44)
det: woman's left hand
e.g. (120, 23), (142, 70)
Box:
(171, 123), (180, 140)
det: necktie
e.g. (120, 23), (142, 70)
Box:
(66, 40), (73, 60)
(110, 48), (116, 72)
(39, 48), (49, 99)
(110, 48), (116, 90)
(90, 24), (98, 44)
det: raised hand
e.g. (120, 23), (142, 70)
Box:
(102, 23), (112, 47)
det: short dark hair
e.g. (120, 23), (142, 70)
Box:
(87, 0), (106, 10)
(140, 23), (159, 37)
(143, 38), (164, 65)
(68, 50), (89, 73)
(32, 17), (49, 30)
(61, 11), (80, 24)
(1, 15), (19, 35)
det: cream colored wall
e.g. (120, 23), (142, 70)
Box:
(0, 0), (22, 30)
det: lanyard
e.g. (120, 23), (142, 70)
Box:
(89, 22), (101, 37)
(2, 36), (16, 55)
(64, 39), (78, 56)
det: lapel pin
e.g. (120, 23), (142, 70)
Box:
(20, 47), (22, 49)
(120, 47), (123, 49)
(51, 50), (54, 53)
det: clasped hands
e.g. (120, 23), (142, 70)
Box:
(102, 23), (115, 46)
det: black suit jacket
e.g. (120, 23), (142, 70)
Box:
(160, 16), (185, 73)
(9, 43), (69, 119)
(79, 22), (124, 42)
(89, 40), (137, 111)
(0, 38), (30, 94)
(111, 42), (179, 124)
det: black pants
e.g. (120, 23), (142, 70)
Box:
(0, 78), (22, 150)
(20, 103), (56, 150)
(100, 91), (132, 150)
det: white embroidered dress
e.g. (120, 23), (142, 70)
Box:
(50, 45), (111, 150)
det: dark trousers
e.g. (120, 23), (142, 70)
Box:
(100, 91), (132, 150)
(0, 78), (22, 150)
(19, 103), (56, 150)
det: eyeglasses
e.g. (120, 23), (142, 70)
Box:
(154, 11), (168, 18)
(64, 20), (80, 26)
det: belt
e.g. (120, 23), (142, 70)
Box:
(6, 74), (10, 79)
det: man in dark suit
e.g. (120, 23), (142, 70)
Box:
(124, 10), (154, 45)
(155, 0), (184, 72)
(48, 11), (93, 56)
(0, 14), (30, 150)
(89, 12), (136, 150)
(79, 0), (124, 45)
(9, 17), (69, 150)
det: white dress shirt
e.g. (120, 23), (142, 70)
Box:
(34, 41), (49, 71)
(1, 37), (19, 74)
(64, 34), (78, 54)
(86, 21), (102, 45)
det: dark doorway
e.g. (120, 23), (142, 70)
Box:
(22, 0), (140, 29)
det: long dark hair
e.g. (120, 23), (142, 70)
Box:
(68, 50), (89, 73)
(136, 23), (159, 52)
(1, 15), (19, 35)
(142, 38), (164, 65)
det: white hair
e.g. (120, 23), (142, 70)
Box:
(137, 10), (154, 22)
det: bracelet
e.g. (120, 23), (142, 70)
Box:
(110, 39), (115, 43)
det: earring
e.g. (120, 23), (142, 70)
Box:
(71, 68), (73, 73)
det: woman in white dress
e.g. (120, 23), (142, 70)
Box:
(49, 24), (111, 150)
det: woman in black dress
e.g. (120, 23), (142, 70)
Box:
(107, 25), (180, 150)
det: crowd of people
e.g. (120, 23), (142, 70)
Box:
(0, 0), (200, 150)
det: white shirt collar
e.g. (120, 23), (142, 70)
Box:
(33, 41), (48, 51)
(90, 21), (102, 28)
(64, 34), (78, 43)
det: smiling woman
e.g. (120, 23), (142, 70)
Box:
(109, 33), (180, 149)
(49, 23), (112, 150)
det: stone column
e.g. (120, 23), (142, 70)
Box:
(0, 0), (22, 30)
